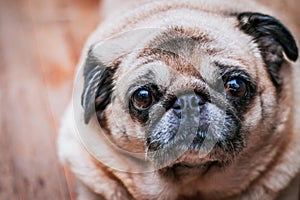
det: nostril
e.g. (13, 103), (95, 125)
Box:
(172, 98), (181, 110)
(195, 94), (206, 106)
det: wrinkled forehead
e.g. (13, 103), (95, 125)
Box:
(114, 24), (261, 92)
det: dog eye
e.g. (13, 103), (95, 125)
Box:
(225, 78), (247, 98)
(132, 89), (154, 110)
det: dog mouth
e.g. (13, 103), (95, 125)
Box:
(146, 139), (237, 172)
(145, 112), (242, 168)
(146, 131), (229, 168)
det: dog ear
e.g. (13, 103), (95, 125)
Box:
(237, 12), (298, 87)
(81, 49), (116, 124)
(80, 29), (159, 124)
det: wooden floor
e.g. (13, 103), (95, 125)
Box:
(0, 0), (300, 200)
(0, 0), (99, 199)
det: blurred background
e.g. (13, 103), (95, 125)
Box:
(0, 0), (299, 199)
(0, 0), (99, 199)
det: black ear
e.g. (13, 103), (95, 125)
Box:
(237, 12), (298, 86)
(81, 50), (116, 124)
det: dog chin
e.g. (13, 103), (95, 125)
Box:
(174, 150), (219, 165)
(157, 149), (226, 177)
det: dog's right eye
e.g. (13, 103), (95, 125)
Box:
(132, 89), (154, 110)
(224, 78), (247, 98)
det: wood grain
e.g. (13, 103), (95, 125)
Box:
(0, 0), (99, 199)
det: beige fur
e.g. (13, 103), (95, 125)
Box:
(58, 0), (300, 199)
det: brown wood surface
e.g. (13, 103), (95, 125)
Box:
(0, 0), (299, 200)
(0, 0), (99, 199)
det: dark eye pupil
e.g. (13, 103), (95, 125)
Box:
(225, 79), (247, 98)
(132, 89), (153, 109)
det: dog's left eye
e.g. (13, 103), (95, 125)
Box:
(225, 78), (247, 98)
(132, 89), (154, 110)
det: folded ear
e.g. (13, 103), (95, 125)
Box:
(237, 12), (298, 87)
(80, 29), (161, 124)
(81, 49), (116, 124)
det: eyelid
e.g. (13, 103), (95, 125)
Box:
(221, 70), (253, 85)
(127, 86), (147, 101)
(128, 85), (152, 97)
(127, 84), (163, 102)
(226, 76), (248, 84)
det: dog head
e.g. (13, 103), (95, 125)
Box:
(80, 12), (298, 171)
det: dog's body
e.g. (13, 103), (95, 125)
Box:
(58, 0), (300, 199)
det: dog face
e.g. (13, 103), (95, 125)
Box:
(81, 12), (298, 170)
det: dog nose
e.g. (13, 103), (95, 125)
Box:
(172, 93), (206, 116)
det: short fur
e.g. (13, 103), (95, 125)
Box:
(58, 0), (300, 199)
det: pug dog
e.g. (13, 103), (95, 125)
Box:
(58, 0), (300, 199)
